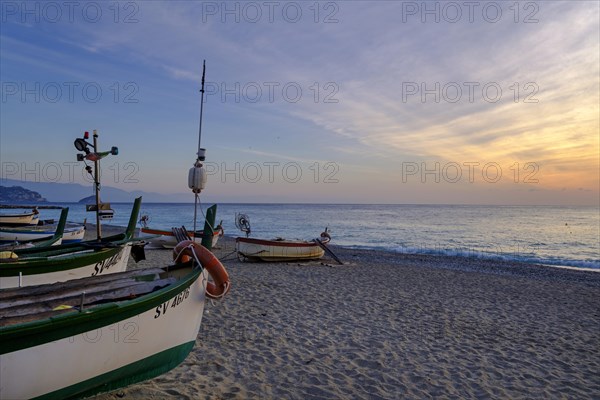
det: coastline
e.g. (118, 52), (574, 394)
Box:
(87, 227), (600, 399)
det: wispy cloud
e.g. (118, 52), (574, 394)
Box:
(1, 1), (597, 203)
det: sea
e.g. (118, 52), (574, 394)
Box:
(22, 202), (600, 270)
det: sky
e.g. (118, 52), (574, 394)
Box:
(0, 1), (598, 205)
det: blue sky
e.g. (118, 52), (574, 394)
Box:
(1, 1), (598, 205)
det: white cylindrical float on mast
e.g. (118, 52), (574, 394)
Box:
(188, 148), (207, 193)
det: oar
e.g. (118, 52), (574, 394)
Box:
(315, 238), (343, 265)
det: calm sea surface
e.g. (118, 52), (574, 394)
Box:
(29, 203), (600, 270)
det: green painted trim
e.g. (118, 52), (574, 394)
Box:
(201, 204), (217, 250)
(10, 197), (141, 261)
(0, 208), (68, 249)
(0, 234), (60, 249)
(52, 207), (69, 241)
(33, 341), (196, 400)
(124, 197), (142, 239)
(0, 245), (124, 277)
(1, 197), (144, 276)
(0, 264), (202, 354)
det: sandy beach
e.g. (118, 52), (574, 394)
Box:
(88, 227), (600, 399)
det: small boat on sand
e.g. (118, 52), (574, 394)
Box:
(236, 231), (331, 262)
(0, 240), (230, 400)
(0, 221), (85, 245)
(0, 209), (39, 227)
(0, 197), (142, 289)
(0, 208), (70, 250)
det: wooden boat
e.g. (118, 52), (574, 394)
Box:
(0, 208), (70, 251)
(0, 234), (62, 252)
(0, 241), (230, 400)
(140, 224), (223, 249)
(0, 221), (85, 245)
(0, 209), (38, 227)
(0, 197), (143, 289)
(236, 231), (331, 262)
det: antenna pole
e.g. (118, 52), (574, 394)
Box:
(197, 60), (206, 160)
(93, 130), (102, 240)
(193, 194), (198, 235)
(192, 61), (207, 237)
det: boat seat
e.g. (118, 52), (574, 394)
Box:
(0, 275), (176, 327)
(172, 226), (192, 243)
(0, 267), (166, 301)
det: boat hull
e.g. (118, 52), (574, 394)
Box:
(0, 267), (207, 400)
(61, 225), (86, 244)
(236, 237), (325, 261)
(0, 244), (131, 289)
(0, 197), (142, 289)
(0, 212), (36, 227)
(0, 224), (85, 245)
(140, 227), (222, 249)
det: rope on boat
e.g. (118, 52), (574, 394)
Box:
(218, 249), (239, 261)
(173, 244), (195, 267)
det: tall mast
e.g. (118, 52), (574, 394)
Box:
(189, 61), (208, 235)
(197, 60), (206, 161)
(92, 130), (101, 240)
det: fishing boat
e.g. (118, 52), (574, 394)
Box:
(0, 208), (70, 250)
(0, 240), (230, 400)
(139, 222), (224, 249)
(0, 209), (38, 227)
(0, 220), (85, 245)
(236, 231), (331, 262)
(0, 197), (142, 289)
(0, 235), (62, 252)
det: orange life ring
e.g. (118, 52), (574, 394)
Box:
(173, 240), (230, 299)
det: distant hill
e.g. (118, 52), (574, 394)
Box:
(78, 195), (96, 204)
(0, 185), (47, 203)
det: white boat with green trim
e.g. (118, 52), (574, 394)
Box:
(0, 242), (230, 399)
(0, 197), (143, 289)
(0, 222), (85, 245)
(0, 208), (70, 251)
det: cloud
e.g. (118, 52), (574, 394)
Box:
(1, 1), (598, 203)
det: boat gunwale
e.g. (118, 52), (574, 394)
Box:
(236, 237), (319, 248)
(0, 225), (84, 235)
(140, 227), (220, 237)
(0, 211), (36, 219)
(0, 243), (128, 277)
(1, 196), (142, 275)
